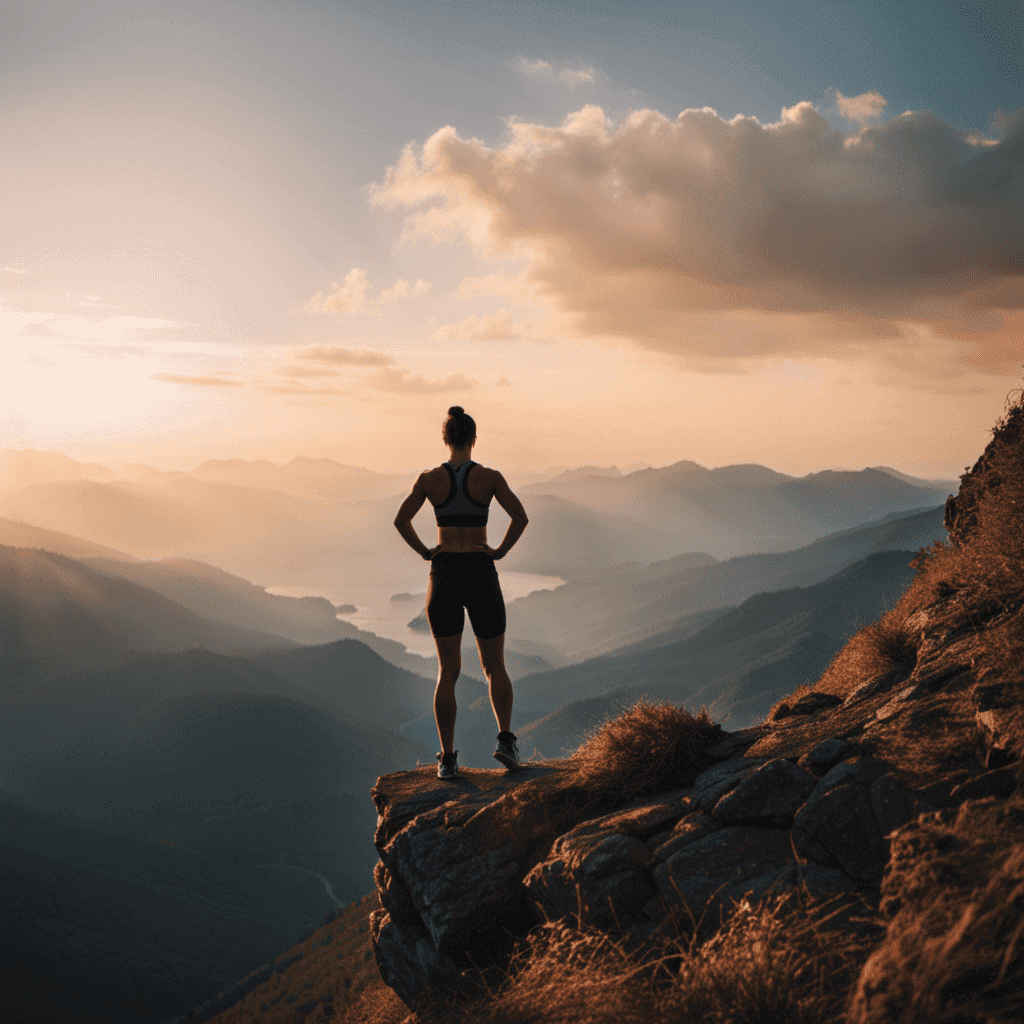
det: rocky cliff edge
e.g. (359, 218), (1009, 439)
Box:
(368, 396), (1024, 1022)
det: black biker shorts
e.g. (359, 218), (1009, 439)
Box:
(426, 552), (506, 639)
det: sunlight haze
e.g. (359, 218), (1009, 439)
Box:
(2, 0), (1021, 477)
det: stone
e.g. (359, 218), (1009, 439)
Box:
(374, 860), (420, 926)
(814, 757), (888, 796)
(704, 726), (768, 760)
(522, 820), (658, 934)
(370, 909), (464, 1009)
(690, 757), (769, 809)
(711, 758), (818, 826)
(649, 810), (725, 863)
(653, 826), (795, 927)
(387, 823), (521, 953)
(798, 738), (855, 775)
(975, 708), (1019, 769)
(789, 691), (844, 715)
(870, 775), (920, 839)
(587, 800), (688, 839)
(793, 782), (888, 883)
(795, 862), (863, 903)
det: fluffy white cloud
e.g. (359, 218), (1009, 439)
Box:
(307, 270), (431, 314)
(836, 89), (887, 125)
(309, 268), (372, 313)
(371, 101), (1024, 369)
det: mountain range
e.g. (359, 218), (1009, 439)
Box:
(0, 450), (957, 1023)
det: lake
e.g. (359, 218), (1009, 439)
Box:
(266, 562), (564, 658)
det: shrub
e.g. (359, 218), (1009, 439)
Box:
(567, 698), (722, 813)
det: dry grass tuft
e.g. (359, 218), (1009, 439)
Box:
(655, 890), (878, 1024)
(393, 886), (879, 1024)
(849, 798), (1024, 1023)
(566, 698), (722, 813)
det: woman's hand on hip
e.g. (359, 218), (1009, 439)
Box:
(476, 543), (502, 559)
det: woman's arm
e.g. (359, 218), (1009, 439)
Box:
(394, 473), (437, 560)
(482, 471), (529, 559)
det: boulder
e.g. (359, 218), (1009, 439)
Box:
(369, 909), (464, 1008)
(770, 690), (842, 723)
(870, 775), (921, 839)
(798, 738), (855, 775)
(690, 757), (769, 809)
(649, 810), (725, 863)
(653, 826), (795, 927)
(374, 860), (420, 926)
(387, 818), (521, 953)
(704, 726), (768, 760)
(523, 828), (654, 931)
(711, 757), (817, 826)
(793, 782), (888, 882)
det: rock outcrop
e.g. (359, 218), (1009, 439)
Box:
(367, 397), (1024, 1017)
(368, 707), (943, 1010)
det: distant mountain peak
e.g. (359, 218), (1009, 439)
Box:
(550, 465), (623, 481)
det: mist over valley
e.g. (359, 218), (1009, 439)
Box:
(0, 447), (952, 1021)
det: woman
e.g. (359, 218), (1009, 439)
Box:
(394, 406), (530, 779)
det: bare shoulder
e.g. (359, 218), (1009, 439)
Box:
(472, 464), (506, 488)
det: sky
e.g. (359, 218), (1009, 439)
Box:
(1, 0), (1021, 477)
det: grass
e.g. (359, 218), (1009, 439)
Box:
(343, 885), (879, 1024)
(566, 698), (722, 815)
(849, 795), (1024, 1024)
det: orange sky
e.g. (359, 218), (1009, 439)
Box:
(2, 3), (1021, 478)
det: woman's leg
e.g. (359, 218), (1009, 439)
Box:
(476, 633), (513, 735)
(433, 633), (462, 757)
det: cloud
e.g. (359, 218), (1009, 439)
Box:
(559, 67), (596, 87)
(153, 374), (242, 388)
(518, 57), (597, 88)
(368, 368), (474, 393)
(432, 309), (518, 341)
(1, 266), (29, 274)
(371, 101), (1024, 371)
(293, 344), (391, 367)
(307, 269), (432, 314)
(379, 278), (432, 303)
(272, 343), (469, 394)
(494, 375), (511, 386)
(835, 89), (887, 125)
(519, 57), (553, 77)
(308, 268), (373, 313)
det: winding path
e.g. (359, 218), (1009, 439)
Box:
(253, 862), (346, 908)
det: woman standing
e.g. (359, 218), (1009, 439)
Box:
(394, 407), (530, 779)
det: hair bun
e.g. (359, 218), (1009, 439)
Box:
(448, 406), (464, 416)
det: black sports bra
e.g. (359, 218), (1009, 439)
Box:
(434, 461), (490, 526)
